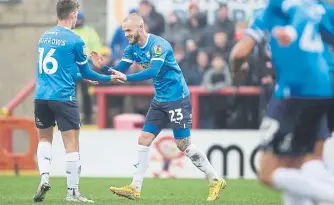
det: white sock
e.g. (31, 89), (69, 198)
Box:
(37, 142), (52, 183)
(272, 167), (334, 203)
(184, 144), (220, 183)
(281, 160), (331, 205)
(282, 192), (313, 205)
(65, 152), (81, 192)
(131, 145), (150, 192)
(302, 160), (334, 184)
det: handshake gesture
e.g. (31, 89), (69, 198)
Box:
(90, 51), (127, 84)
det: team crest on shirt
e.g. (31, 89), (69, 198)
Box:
(153, 45), (162, 56)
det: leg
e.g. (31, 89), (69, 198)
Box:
(49, 100), (93, 203)
(170, 96), (225, 201)
(174, 132), (226, 201)
(110, 100), (164, 200)
(33, 100), (55, 202)
(109, 130), (156, 200)
(258, 99), (334, 203)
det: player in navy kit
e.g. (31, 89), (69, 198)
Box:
(244, 1), (334, 204)
(33, 0), (117, 203)
(90, 13), (225, 201)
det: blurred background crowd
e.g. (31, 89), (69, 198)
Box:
(74, 0), (274, 129)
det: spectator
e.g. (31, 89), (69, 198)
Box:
(199, 3), (235, 50)
(174, 46), (189, 71)
(212, 31), (230, 62)
(187, 15), (203, 43)
(73, 11), (103, 55)
(202, 54), (232, 92)
(184, 39), (198, 68)
(183, 50), (209, 86)
(188, 1), (207, 28)
(109, 9), (137, 62)
(163, 12), (190, 48)
(202, 55), (232, 128)
(215, 3), (235, 43)
(73, 10), (103, 124)
(139, 0), (165, 36)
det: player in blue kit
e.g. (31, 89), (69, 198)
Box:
(90, 13), (226, 201)
(235, 1), (334, 204)
(33, 0), (117, 203)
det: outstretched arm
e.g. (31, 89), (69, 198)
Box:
(91, 45), (134, 75)
(75, 38), (113, 82)
(126, 59), (164, 82)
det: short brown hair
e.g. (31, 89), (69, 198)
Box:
(56, 0), (79, 20)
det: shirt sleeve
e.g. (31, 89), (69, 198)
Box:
(246, 10), (266, 43)
(150, 41), (168, 62)
(74, 37), (89, 66)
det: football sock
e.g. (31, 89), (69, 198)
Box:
(131, 145), (150, 192)
(65, 152), (81, 190)
(37, 141), (52, 183)
(184, 144), (220, 183)
(272, 167), (334, 203)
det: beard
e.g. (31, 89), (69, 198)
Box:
(128, 32), (140, 45)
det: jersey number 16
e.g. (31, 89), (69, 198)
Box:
(300, 22), (324, 53)
(38, 48), (58, 74)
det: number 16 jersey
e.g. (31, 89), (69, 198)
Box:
(35, 25), (88, 101)
(249, 2), (333, 98)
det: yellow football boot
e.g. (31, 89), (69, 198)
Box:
(207, 179), (227, 201)
(109, 185), (140, 200)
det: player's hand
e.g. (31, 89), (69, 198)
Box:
(110, 75), (126, 84)
(90, 51), (104, 69)
(109, 69), (127, 82)
(83, 79), (99, 85)
(272, 26), (294, 46)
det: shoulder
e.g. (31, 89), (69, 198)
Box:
(149, 34), (171, 51)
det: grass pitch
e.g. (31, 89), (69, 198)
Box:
(0, 176), (282, 205)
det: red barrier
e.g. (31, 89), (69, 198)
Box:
(1, 79), (36, 153)
(1, 79), (36, 116)
(92, 86), (261, 129)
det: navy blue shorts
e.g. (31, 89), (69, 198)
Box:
(327, 97), (334, 133)
(260, 98), (330, 156)
(143, 96), (192, 138)
(34, 100), (80, 132)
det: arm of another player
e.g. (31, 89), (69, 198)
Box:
(229, 10), (265, 76)
(91, 51), (132, 75)
(91, 45), (134, 75)
(74, 39), (114, 82)
(75, 73), (99, 85)
(123, 44), (167, 82)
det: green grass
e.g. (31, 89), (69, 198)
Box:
(0, 177), (282, 205)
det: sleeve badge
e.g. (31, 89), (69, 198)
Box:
(153, 45), (162, 56)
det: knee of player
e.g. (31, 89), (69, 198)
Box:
(138, 131), (155, 146)
(257, 153), (279, 187)
(257, 167), (272, 186)
(175, 137), (191, 152)
(173, 129), (191, 152)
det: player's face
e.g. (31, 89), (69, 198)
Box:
(122, 22), (140, 45)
